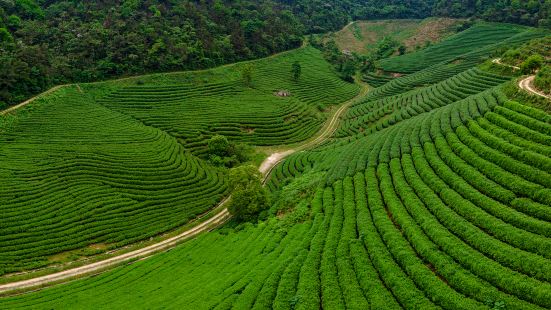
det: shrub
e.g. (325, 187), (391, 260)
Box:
(520, 54), (544, 74)
(534, 65), (551, 93)
(228, 165), (270, 221)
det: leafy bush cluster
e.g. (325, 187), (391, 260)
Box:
(534, 65), (551, 93)
(206, 135), (251, 168)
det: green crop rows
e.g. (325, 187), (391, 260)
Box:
(377, 22), (529, 73)
(0, 47), (358, 274)
(96, 47), (359, 156)
(3, 88), (550, 308)
(0, 23), (550, 310)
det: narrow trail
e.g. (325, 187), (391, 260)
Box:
(518, 75), (550, 100)
(0, 83), (368, 295)
(491, 58), (549, 100)
(0, 85), (66, 116)
(491, 58), (520, 70)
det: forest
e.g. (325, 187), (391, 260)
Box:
(1, 0), (550, 108)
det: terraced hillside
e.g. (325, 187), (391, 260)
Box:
(2, 85), (549, 309)
(0, 47), (358, 274)
(1, 21), (549, 310)
(327, 18), (462, 55)
(95, 47), (359, 155)
(376, 23), (540, 74)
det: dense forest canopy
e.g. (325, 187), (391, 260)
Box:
(1, 0), (550, 108)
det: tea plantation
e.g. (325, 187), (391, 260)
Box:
(0, 47), (358, 274)
(0, 22), (550, 310)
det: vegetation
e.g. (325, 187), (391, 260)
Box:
(0, 19), (550, 310)
(206, 135), (251, 168)
(227, 165), (269, 221)
(535, 65), (551, 94)
(0, 47), (358, 274)
(2, 85), (550, 308)
(376, 23), (533, 73)
(500, 36), (551, 67)
(521, 54), (545, 74)
(1, 0), (550, 109)
(291, 61), (302, 81)
(326, 18), (462, 55)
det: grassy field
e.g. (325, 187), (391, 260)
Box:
(0, 22), (550, 310)
(0, 46), (358, 275)
(327, 18), (462, 55)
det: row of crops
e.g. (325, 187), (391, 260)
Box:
(376, 22), (531, 73)
(96, 47), (359, 155)
(337, 68), (510, 137)
(0, 87), (229, 273)
(365, 22), (547, 91)
(0, 47), (358, 274)
(2, 30), (550, 308)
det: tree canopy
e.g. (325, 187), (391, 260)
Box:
(1, 0), (549, 108)
(227, 165), (270, 221)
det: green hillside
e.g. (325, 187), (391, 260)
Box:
(2, 89), (549, 309)
(325, 18), (462, 55)
(0, 46), (358, 274)
(376, 23), (534, 73)
(1, 21), (550, 310)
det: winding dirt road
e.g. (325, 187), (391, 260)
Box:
(518, 75), (550, 100)
(0, 84), (368, 295)
(491, 58), (549, 100)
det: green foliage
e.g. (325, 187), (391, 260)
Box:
(377, 23), (531, 74)
(241, 64), (254, 87)
(207, 135), (252, 168)
(291, 61), (301, 81)
(6, 14), (20, 30)
(397, 44), (406, 55)
(534, 65), (551, 92)
(520, 54), (544, 74)
(0, 27), (12, 42)
(270, 171), (323, 216)
(0, 0), (304, 106)
(2, 32), (551, 309)
(14, 0), (44, 19)
(227, 165), (270, 221)
(208, 135), (231, 157)
(374, 36), (400, 59)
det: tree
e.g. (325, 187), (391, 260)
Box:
(0, 28), (13, 43)
(241, 64), (254, 87)
(7, 15), (21, 30)
(534, 65), (551, 93)
(206, 135), (251, 168)
(208, 135), (230, 157)
(340, 60), (356, 82)
(520, 54), (544, 74)
(398, 44), (406, 55)
(291, 61), (301, 81)
(227, 165), (269, 221)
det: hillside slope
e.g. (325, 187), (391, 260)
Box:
(1, 24), (549, 310)
(0, 47), (358, 275)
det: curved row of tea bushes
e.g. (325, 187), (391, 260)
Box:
(0, 88), (228, 273)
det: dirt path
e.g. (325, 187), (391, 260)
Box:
(0, 84), (368, 295)
(518, 75), (550, 100)
(0, 85), (67, 116)
(491, 58), (549, 100)
(492, 58), (520, 70)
